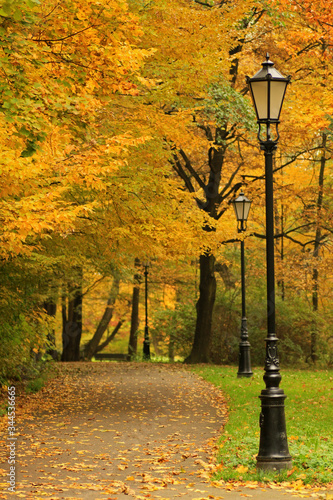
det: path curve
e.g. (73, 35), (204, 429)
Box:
(0, 362), (318, 499)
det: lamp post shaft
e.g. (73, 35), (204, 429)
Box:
(241, 239), (246, 318)
(232, 192), (253, 378)
(265, 147), (276, 333)
(256, 143), (291, 470)
(143, 265), (150, 359)
(238, 238), (253, 377)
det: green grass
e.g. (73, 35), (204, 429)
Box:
(192, 365), (333, 485)
(24, 361), (57, 393)
(25, 375), (47, 393)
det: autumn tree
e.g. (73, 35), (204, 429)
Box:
(0, 0), (162, 373)
(127, 0), (300, 362)
(262, 0), (333, 363)
(2, 0), (333, 372)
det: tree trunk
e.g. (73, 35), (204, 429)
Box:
(61, 268), (83, 362)
(311, 267), (319, 364)
(311, 132), (327, 364)
(184, 253), (216, 363)
(83, 276), (120, 360)
(128, 259), (141, 360)
(168, 336), (175, 362)
(171, 129), (241, 365)
(96, 321), (123, 353)
(43, 299), (58, 360)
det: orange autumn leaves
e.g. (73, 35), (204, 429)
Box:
(1, 0), (333, 267)
(0, 0), (154, 258)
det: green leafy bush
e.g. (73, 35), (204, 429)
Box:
(150, 299), (195, 360)
(211, 264), (333, 367)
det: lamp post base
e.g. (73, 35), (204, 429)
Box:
(256, 458), (292, 471)
(143, 344), (150, 359)
(143, 326), (150, 360)
(237, 371), (253, 378)
(237, 318), (253, 378)
(237, 342), (253, 377)
(256, 388), (292, 471)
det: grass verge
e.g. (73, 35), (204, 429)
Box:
(192, 365), (333, 486)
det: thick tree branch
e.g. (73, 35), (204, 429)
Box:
(218, 162), (244, 203)
(216, 182), (243, 219)
(95, 320), (123, 353)
(197, 124), (214, 141)
(170, 153), (196, 193)
(179, 149), (206, 190)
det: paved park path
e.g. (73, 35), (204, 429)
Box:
(0, 362), (329, 499)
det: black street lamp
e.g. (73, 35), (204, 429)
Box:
(247, 54), (292, 470)
(232, 191), (253, 378)
(143, 262), (151, 360)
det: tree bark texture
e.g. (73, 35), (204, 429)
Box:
(61, 268), (83, 362)
(184, 253), (216, 363)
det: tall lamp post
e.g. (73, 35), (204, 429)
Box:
(143, 262), (151, 360)
(247, 54), (292, 470)
(232, 191), (253, 378)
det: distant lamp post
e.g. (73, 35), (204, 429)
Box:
(143, 262), (150, 360)
(232, 191), (253, 378)
(247, 54), (292, 470)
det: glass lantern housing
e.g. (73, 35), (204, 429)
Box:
(232, 191), (252, 231)
(246, 54), (290, 124)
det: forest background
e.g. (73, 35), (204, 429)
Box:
(1, 0), (333, 381)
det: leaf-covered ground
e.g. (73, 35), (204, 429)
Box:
(0, 362), (330, 499)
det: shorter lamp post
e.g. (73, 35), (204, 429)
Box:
(232, 191), (253, 378)
(143, 262), (151, 360)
